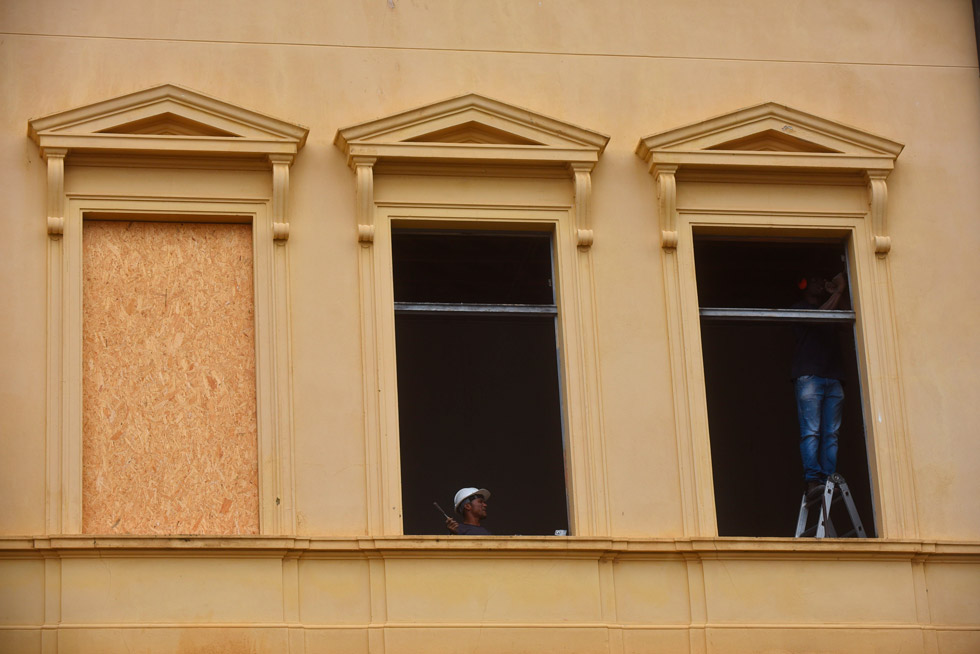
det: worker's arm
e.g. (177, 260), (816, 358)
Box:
(819, 273), (847, 310)
(445, 516), (459, 534)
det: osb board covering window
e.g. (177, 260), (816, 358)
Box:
(82, 220), (259, 535)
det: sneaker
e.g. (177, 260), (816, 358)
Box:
(806, 481), (824, 500)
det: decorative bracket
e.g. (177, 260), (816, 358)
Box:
(570, 163), (594, 248)
(653, 164), (679, 250)
(354, 156), (377, 245)
(269, 154), (294, 242)
(867, 170), (891, 256)
(45, 148), (68, 237)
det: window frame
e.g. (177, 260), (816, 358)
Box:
(53, 196), (292, 535)
(667, 209), (915, 539)
(389, 227), (571, 535)
(689, 227), (877, 536)
(369, 206), (604, 536)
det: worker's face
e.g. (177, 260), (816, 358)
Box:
(466, 496), (488, 519)
(805, 276), (828, 300)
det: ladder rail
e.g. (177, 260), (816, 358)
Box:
(836, 478), (867, 538)
(814, 482), (834, 538)
(794, 495), (810, 537)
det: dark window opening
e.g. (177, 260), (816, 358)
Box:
(393, 230), (569, 536)
(694, 237), (876, 537)
(392, 230), (554, 305)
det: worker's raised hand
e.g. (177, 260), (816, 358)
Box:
(445, 516), (459, 534)
(828, 272), (846, 294)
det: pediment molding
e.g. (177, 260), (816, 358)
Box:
(636, 102), (903, 173)
(638, 103), (904, 256)
(32, 85), (305, 242)
(335, 94), (609, 170)
(29, 84), (308, 158)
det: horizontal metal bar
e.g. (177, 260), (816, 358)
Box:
(395, 302), (557, 316)
(699, 308), (855, 323)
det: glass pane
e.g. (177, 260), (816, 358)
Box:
(700, 320), (874, 537)
(392, 231), (555, 305)
(396, 313), (568, 536)
(694, 238), (851, 311)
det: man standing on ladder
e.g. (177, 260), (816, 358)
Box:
(792, 271), (847, 499)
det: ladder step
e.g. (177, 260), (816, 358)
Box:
(804, 493), (841, 509)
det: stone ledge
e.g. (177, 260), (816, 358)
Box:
(0, 535), (977, 560)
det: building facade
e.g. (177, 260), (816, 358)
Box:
(1, 1), (979, 652)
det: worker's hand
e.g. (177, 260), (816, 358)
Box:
(445, 517), (459, 534)
(827, 273), (846, 294)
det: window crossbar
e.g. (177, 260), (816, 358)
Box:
(699, 307), (855, 323)
(395, 302), (557, 316)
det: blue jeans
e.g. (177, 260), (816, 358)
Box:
(795, 375), (844, 482)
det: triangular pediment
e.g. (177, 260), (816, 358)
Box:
(706, 129), (839, 153)
(335, 94), (608, 168)
(404, 121), (542, 146)
(637, 102), (903, 172)
(97, 112), (239, 137)
(29, 84), (308, 157)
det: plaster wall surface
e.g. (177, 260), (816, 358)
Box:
(1, 1), (979, 651)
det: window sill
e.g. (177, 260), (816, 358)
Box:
(1, 535), (976, 559)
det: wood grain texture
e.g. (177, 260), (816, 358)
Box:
(82, 220), (259, 535)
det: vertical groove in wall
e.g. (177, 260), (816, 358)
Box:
(81, 220), (259, 535)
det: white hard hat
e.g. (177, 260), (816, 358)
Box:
(453, 487), (490, 514)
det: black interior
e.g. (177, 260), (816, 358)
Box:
(694, 237), (876, 537)
(392, 230), (569, 536)
(392, 231), (554, 305)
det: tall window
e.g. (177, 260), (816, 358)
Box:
(392, 230), (569, 535)
(694, 236), (875, 537)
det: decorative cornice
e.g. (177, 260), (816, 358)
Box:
(644, 151), (895, 173)
(31, 86), (308, 243)
(33, 134), (302, 158)
(342, 142), (601, 170)
(637, 102), (903, 176)
(637, 102), (904, 159)
(29, 84), (308, 158)
(336, 93), (608, 150)
(335, 94), (608, 174)
(638, 104), (904, 252)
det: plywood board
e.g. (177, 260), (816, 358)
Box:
(82, 220), (259, 534)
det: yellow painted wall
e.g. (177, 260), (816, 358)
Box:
(1, 1), (979, 651)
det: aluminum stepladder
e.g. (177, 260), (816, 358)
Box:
(794, 472), (866, 538)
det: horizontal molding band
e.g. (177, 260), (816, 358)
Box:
(0, 622), (975, 632)
(1, 536), (977, 558)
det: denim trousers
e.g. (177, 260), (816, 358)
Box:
(794, 375), (844, 482)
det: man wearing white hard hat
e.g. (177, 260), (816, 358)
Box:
(446, 487), (491, 535)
